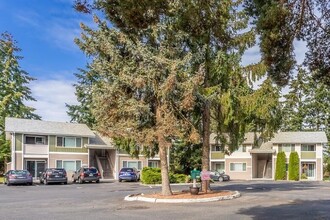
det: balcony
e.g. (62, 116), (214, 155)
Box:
(211, 152), (225, 160)
(301, 151), (316, 159)
(24, 144), (48, 155)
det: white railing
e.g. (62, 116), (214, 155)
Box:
(24, 144), (48, 155)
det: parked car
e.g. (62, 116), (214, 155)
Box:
(118, 167), (140, 182)
(3, 170), (33, 186)
(39, 168), (68, 185)
(210, 171), (230, 182)
(72, 167), (101, 184)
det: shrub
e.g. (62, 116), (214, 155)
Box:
(141, 167), (161, 184)
(275, 151), (287, 180)
(141, 167), (188, 184)
(288, 151), (300, 181)
(301, 173), (308, 179)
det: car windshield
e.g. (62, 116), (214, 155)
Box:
(49, 169), (65, 173)
(12, 170), (28, 175)
(83, 168), (98, 173)
(121, 168), (134, 172)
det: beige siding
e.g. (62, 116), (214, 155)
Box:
(317, 158), (322, 181)
(118, 156), (148, 170)
(15, 153), (23, 169)
(225, 158), (251, 180)
(83, 137), (88, 145)
(48, 154), (88, 168)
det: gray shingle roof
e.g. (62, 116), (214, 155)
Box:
(87, 132), (115, 148)
(271, 132), (328, 144)
(210, 131), (328, 145)
(5, 117), (95, 137)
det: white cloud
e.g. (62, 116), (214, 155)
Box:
(25, 77), (78, 122)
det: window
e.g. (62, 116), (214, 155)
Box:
(123, 161), (142, 170)
(57, 137), (82, 148)
(301, 144), (315, 151)
(56, 160), (81, 171)
(211, 145), (224, 152)
(279, 144), (294, 152)
(214, 162), (225, 172)
(25, 136), (47, 145)
(148, 161), (159, 168)
(230, 163), (246, 172)
(237, 145), (247, 152)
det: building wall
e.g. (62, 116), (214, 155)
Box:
(15, 153), (22, 170)
(225, 158), (251, 180)
(317, 158), (322, 181)
(48, 153), (88, 169)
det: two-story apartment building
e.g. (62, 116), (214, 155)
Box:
(5, 117), (160, 180)
(210, 132), (328, 181)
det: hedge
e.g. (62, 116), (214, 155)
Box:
(141, 167), (188, 184)
(275, 151), (287, 180)
(288, 151), (300, 181)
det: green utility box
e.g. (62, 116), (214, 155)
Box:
(190, 169), (201, 179)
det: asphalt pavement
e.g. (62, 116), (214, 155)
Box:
(1, 180), (330, 220)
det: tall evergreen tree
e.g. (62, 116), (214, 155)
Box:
(0, 33), (41, 172)
(245, 0), (330, 85)
(73, 0), (283, 194)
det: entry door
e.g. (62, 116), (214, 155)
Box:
(26, 160), (46, 178)
(302, 162), (315, 179)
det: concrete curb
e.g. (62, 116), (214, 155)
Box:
(124, 190), (240, 203)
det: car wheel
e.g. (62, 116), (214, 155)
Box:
(78, 177), (83, 184)
(64, 181), (67, 185)
(119, 179), (122, 182)
(96, 179), (100, 183)
(218, 177), (224, 182)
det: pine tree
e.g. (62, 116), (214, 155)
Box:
(275, 151), (287, 180)
(288, 151), (299, 181)
(245, 0), (330, 85)
(73, 1), (284, 194)
(0, 33), (41, 172)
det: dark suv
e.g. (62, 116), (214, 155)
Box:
(72, 167), (101, 184)
(39, 168), (68, 185)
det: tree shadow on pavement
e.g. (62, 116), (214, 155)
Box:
(237, 199), (330, 220)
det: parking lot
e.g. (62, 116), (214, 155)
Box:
(1, 180), (330, 220)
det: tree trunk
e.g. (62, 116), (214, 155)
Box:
(159, 141), (172, 196)
(202, 101), (210, 171)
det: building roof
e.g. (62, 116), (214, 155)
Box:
(5, 117), (95, 137)
(210, 131), (328, 145)
(271, 132), (328, 144)
(86, 132), (115, 149)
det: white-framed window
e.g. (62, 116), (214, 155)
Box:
(236, 145), (247, 152)
(301, 144), (315, 151)
(211, 145), (224, 152)
(214, 162), (225, 173)
(230, 163), (246, 172)
(123, 161), (142, 170)
(279, 144), (294, 152)
(148, 161), (159, 168)
(57, 137), (82, 148)
(56, 160), (82, 172)
(25, 136), (47, 145)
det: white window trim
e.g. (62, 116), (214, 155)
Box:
(122, 160), (143, 170)
(229, 162), (247, 172)
(55, 159), (82, 171)
(56, 136), (82, 148)
(25, 135), (47, 145)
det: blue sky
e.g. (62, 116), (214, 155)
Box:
(0, 1), (307, 123)
(0, 0), (93, 122)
